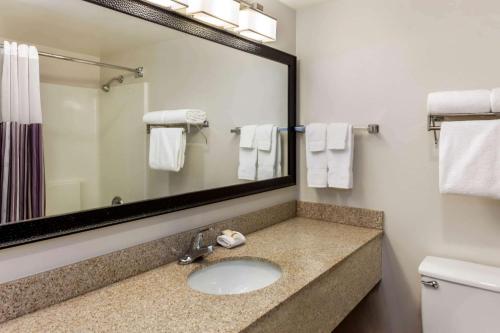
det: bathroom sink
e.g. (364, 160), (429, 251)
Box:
(187, 259), (282, 295)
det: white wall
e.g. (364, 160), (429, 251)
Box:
(297, 0), (500, 332)
(0, 0), (296, 283)
(101, 34), (289, 199)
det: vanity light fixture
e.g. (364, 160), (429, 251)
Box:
(235, 4), (277, 43)
(186, 0), (240, 29)
(143, 0), (188, 10)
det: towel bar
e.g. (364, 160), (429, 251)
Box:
(428, 113), (500, 144)
(146, 121), (209, 134)
(230, 124), (380, 135)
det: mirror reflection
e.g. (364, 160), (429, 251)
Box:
(0, 0), (289, 223)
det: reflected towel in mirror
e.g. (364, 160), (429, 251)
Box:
(143, 109), (206, 125)
(148, 128), (186, 172)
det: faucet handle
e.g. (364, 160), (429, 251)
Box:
(192, 227), (214, 249)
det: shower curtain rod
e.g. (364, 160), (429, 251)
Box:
(0, 43), (144, 78)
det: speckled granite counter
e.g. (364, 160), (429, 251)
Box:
(0, 217), (382, 333)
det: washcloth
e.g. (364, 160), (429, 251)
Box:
(327, 123), (349, 150)
(238, 126), (257, 180)
(439, 119), (500, 199)
(328, 125), (354, 189)
(143, 109), (206, 125)
(306, 123), (327, 151)
(256, 124), (274, 151)
(239, 125), (257, 149)
(148, 128), (186, 172)
(217, 230), (246, 249)
(306, 123), (327, 187)
(427, 90), (491, 115)
(257, 126), (280, 180)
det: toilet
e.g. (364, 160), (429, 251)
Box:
(419, 256), (500, 333)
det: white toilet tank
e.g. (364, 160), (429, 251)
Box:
(419, 256), (500, 333)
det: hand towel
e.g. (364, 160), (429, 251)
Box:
(143, 109), (206, 125)
(491, 88), (500, 113)
(306, 123), (327, 188)
(328, 125), (354, 189)
(238, 126), (257, 180)
(217, 230), (246, 249)
(257, 126), (280, 180)
(427, 90), (491, 115)
(240, 125), (257, 149)
(149, 128), (186, 172)
(306, 123), (327, 151)
(256, 124), (274, 151)
(439, 119), (500, 199)
(327, 123), (349, 150)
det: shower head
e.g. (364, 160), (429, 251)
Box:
(102, 75), (124, 92)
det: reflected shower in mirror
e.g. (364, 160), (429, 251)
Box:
(0, 0), (289, 224)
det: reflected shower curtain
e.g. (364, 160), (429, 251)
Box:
(0, 41), (45, 223)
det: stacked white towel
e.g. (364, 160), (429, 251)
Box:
(148, 128), (186, 172)
(143, 109), (206, 125)
(427, 90), (491, 114)
(439, 119), (500, 199)
(306, 123), (328, 188)
(327, 124), (354, 189)
(238, 125), (258, 180)
(217, 230), (246, 249)
(257, 125), (281, 180)
(491, 88), (500, 113)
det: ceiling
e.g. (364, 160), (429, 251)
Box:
(0, 0), (183, 58)
(278, 0), (329, 9)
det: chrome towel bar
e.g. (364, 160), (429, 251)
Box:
(428, 113), (500, 144)
(230, 124), (380, 134)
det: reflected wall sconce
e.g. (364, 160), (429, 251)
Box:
(143, 0), (188, 10)
(142, 0), (277, 43)
(187, 0), (240, 29)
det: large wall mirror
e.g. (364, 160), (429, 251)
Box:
(0, 0), (296, 248)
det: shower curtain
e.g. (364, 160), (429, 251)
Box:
(0, 41), (45, 223)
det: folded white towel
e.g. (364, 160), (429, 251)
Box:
(328, 125), (354, 189)
(216, 230), (246, 249)
(256, 124), (274, 151)
(427, 90), (491, 115)
(143, 109), (206, 125)
(239, 125), (257, 149)
(306, 123), (327, 188)
(327, 123), (349, 150)
(238, 126), (257, 180)
(148, 128), (186, 172)
(257, 126), (280, 180)
(491, 88), (500, 113)
(306, 123), (327, 152)
(439, 120), (500, 199)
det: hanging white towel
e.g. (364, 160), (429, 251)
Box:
(328, 125), (354, 189)
(439, 120), (500, 199)
(306, 123), (327, 188)
(256, 124), (274, 151)
(491, 88), (500, 114)
(148, 128), (186, 172)
(427, 90), (491, 115)
(238, 125), (257, 180)
(257, 126), (280, 180)
(327, 123), (349, 150)
(143, 109), (206, 125)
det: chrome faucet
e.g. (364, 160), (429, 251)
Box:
(178, 228), (214, 265)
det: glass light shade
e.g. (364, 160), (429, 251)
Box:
(143, 0), (188, 10)
(235, 8), (277, 42)
(187, 0), (240, 29)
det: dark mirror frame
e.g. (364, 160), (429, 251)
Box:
(0, 0), (297, 249)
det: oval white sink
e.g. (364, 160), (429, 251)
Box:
(188, 259), (282, 295)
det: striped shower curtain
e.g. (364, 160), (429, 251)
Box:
(0, 41), (45, 224)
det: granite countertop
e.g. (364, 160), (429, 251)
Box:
(0, 217), (382, 333)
